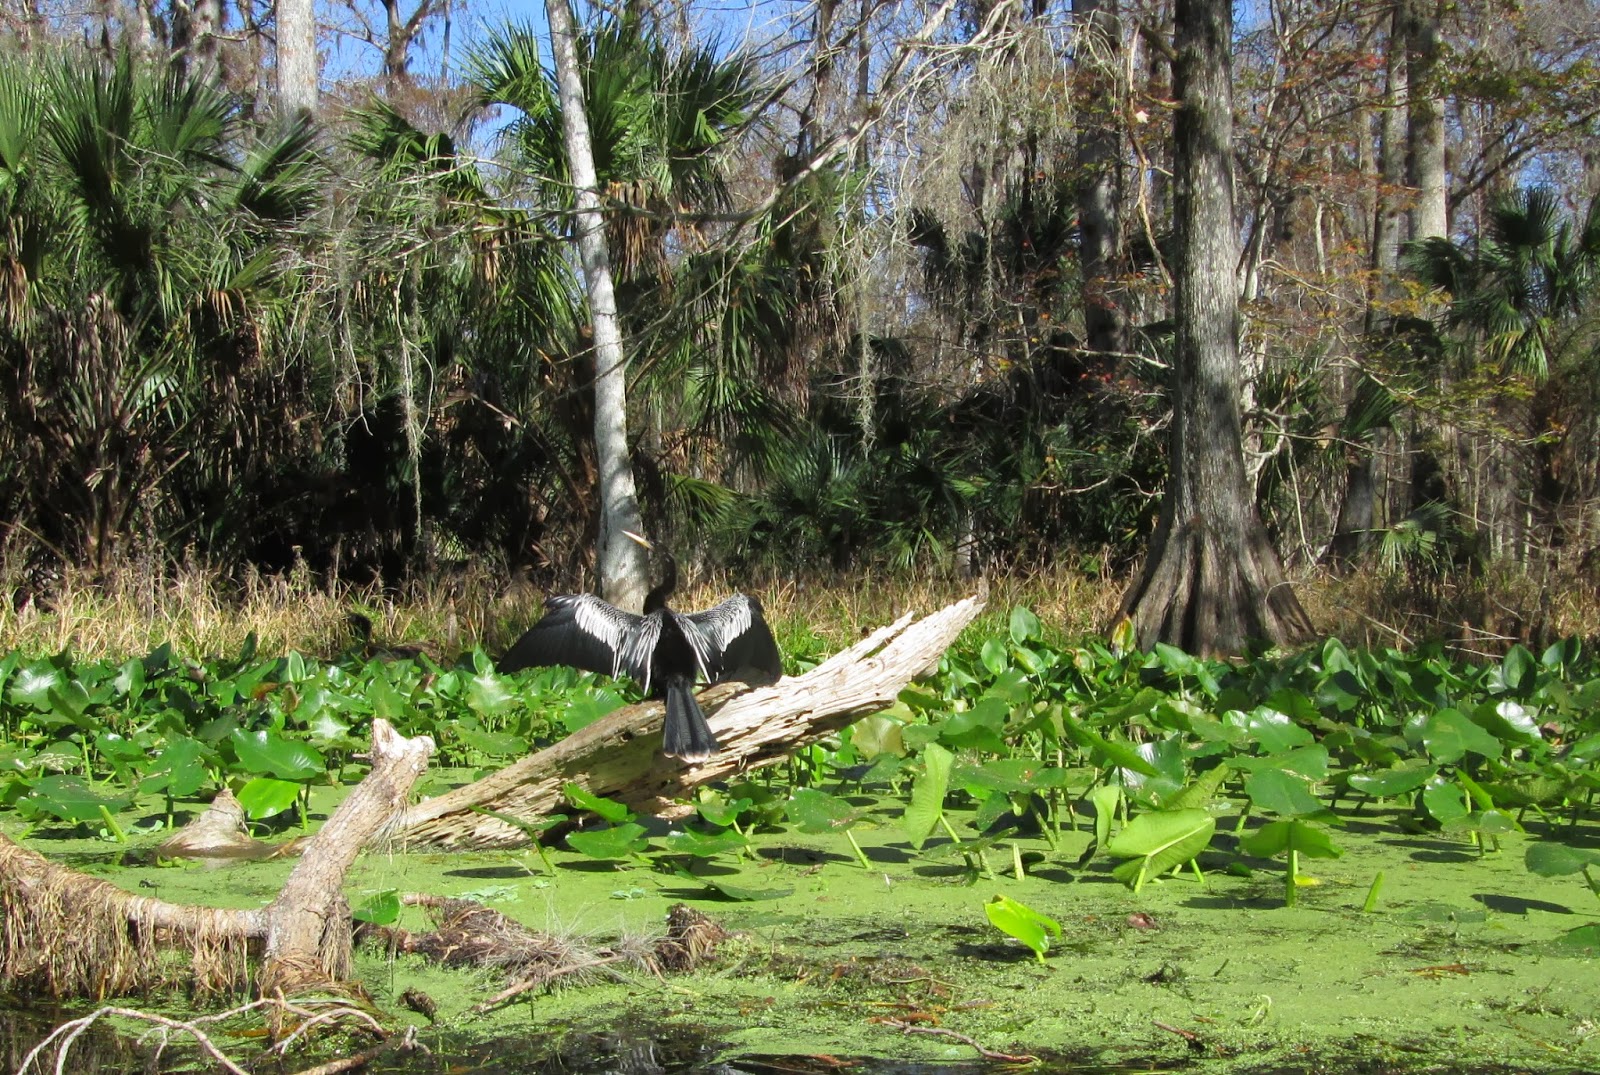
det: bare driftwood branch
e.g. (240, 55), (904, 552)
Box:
(259, 719), (435, 995)
(391, 595), (985, 849)
(0, 719), (433, 999)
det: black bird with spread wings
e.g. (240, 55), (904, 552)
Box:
(498, 532), (782, 761)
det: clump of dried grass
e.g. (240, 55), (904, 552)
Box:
(361, 896), (728, 1011)
(0, 835), (252, 998)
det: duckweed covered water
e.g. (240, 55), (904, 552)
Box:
(5, 784), (1596, 1074)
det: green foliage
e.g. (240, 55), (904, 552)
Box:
(1, 614), (1597, 918)
(984, 894), (1062, 963)
(1103, 809), (1216, 893)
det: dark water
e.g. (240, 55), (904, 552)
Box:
(3, 1005), (1180, 1075)
(9, 1008), (1590, 1075)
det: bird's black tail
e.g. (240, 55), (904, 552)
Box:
(662, 678), (718, 762)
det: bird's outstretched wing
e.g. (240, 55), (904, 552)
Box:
(498, 594), (642, 679)
(684, 594), (783, 684)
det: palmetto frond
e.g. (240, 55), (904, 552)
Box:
(1405, 187), (1600, 382)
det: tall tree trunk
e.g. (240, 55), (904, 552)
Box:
(1116, 0), (1313, 655)
(1329, 2), (1408, 571)
(1073, 0), (1127, 359)
(1402, 0), (1446, 241)
(546, 0), (649, 611)
(275, 0), (318, 115)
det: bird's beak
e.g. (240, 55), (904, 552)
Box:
(620, 530), (654, 550)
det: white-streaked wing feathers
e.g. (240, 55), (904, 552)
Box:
(619, 614), (662, 692)
(686, 594), (782, 682)
(563, 595), (634, 674)
(498, 593), (642, 678)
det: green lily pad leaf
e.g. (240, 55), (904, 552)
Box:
(1232, 746), (1328, 781)
(564, 783), (633, 824)
(229, 729), (325, 781)
(849, 714), (905, 760)
(937, 697), (1009, 753)
(23, 776), (132, 824)
(959, 758), (1070, 794)
(786, 787), (865, 833)
(562, 689), (626, 734)
(1008, 606), (1042, 644)
(1061, 717), (1160, 777)
(1471, 699), (1543, 748)
(455, 726), (527, 758)
(1239, 819), (1343, 860)
(671, 867), (792, 901)
(1445, 809), (1519, 836)
(1524, 842), (1600, 877)
(902, 743), (953, 850)
(980, 639), (1009, 676)
(139, 737), (208, 798)
(1543, 923), (1600, 957)
(1422, 777), (1470, 824)
(1103, 808), (1215, 893)
(1164, 764), (1230, 811)
(10, 663), (61, 710)
(566, 822), (649, 859)
(1499, 644), (1535, 694)
(1240, 707), (1315, 754)
(696, 794), (753, 829)
(1243, 768), (1324, 817)
(467, 671), (514, 716)
(366, 670), (407, 723)
(985, 893), (1061, 963)
(306, 710), (354, 745)
(236, 776), (302, 819)
(663, 829), (751, 858)
(352, 889), (401, 926)
(1348, 763), (1435, 798)
(113, 658), (146, 701)
(1422, 709), (1502, 764)
(46, 683), (95, 730)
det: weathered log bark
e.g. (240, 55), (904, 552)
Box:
(0, 719), (432, 998)
(259, 719), (435, 996)
(391, 595), (986, 849)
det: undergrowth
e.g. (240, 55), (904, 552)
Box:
(1, 552), (1596, 664)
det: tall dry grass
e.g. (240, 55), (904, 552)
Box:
(1, 553), (1594, 663)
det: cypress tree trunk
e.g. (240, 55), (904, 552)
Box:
(546, 0), (649, 611)
(1115, 0), (1313, 655)
(1402, 0), (1447, 242)
(1329, 2), (1408, 571)
(1073, 0), (1127, 359)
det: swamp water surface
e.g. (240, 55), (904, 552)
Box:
(4, 796), (1597, 1074)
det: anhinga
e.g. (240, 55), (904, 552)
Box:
(498, 532), (782, 761)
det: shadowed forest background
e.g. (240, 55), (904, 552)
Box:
(2, 0), (1599, 654)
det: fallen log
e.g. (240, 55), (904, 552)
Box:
(390, 594), (985, 849)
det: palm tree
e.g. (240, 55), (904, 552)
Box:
(0, 50), (321, 572)
(1403, 187), (1600, 563)
(470, 16), (786, 571)
(334, 99), (581, 576)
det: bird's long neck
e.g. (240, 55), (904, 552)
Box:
(642, 548), (678, 613)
